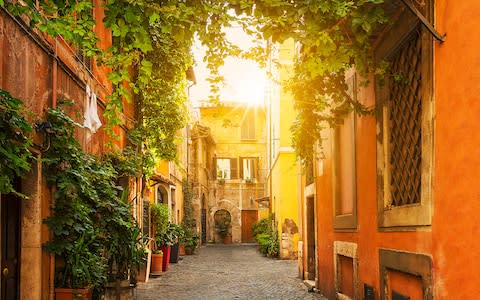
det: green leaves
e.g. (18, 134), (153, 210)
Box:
(0, 89), (33, 197)
(42, 106), (145, 287)
(4, 0), (387, 166)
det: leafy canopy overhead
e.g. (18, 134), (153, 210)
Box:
(2, 0), (388, 162)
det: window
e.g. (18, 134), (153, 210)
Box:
(216, 158), (238, 180)
(241, 110), (255, 140)
(240, 157), (258, 180)
(333, 74), (357, 230)
(156, 185), (168, 204)
(375, 0), (433, 228)
(379, 249), (433, 300)
(334, 241), (359, 300)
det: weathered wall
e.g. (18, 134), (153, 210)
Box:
(200, 104), (267, 243)
(271, 153), (300, 259)
(267, 38), (301, 259)
(433, 0), (480, 297)
(307, 1), (480, 299)
(0, 2), (125, 298)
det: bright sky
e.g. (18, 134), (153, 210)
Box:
(189, 25), (266, 107)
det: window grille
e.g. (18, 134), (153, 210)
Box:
(388, 26), (422, 207)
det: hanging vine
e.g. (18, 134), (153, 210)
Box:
(1, 0), (389, 164)
(0, 89), (33, 197)
(42, 104), (144, 287)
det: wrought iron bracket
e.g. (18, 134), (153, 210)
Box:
(400, 0), (446, 43)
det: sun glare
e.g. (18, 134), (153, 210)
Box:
(219, 57), (265, 106)
(190, 26), (266, 107)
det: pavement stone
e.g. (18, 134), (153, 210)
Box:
(135, 244), (327, 300)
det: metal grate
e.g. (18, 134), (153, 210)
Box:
(388, 26), (422, 207)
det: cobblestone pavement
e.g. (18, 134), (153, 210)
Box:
(135, 244), (327, 300)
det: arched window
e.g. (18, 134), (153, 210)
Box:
(156, 185), (168, 204)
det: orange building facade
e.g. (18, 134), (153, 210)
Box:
(299, 1), (480, 299)
(0, 3), (133, 298)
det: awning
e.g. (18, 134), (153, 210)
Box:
(255, 196), (270, 208)
(150, 174), (175, 186)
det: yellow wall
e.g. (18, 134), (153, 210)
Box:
(199, 103), (268, 243)
(267, 38), (301, 259)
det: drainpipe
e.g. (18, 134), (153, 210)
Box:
(268, 40), (273, 216)
(49, 38), (58, 300)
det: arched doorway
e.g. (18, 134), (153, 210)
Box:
(214, 209), (232, 243)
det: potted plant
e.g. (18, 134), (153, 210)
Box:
(150, 203), (170, 272)
(136, 248), (152, 282)
(181, 227), (200, 255)
(168, 223), (184, 263)
(150, 249), (163, 275)
(216, 219), (232, 244)
(103, 212), (145, 300)
(156, 224), (176, 271)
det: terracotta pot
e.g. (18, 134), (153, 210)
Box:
(185, 246), (194, 255)
(150, 252), (163, 275)
(179, 244), (186, 256)
(136, 250), (151, 283)
(55, 288), (92, 300)
(161, 245), (171, 272)
(222, 235), (232, 244)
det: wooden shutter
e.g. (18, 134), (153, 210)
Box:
(239, 158), (244, 179)
(230, 158), (238, 179)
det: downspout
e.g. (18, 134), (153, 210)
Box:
(268, 40), (273, 216)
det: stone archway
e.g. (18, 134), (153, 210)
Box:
(210, 199), (241, 243)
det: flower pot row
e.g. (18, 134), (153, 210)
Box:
(55, 280), (134, 300)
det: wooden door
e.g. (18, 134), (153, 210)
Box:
(201, 209), (207, 244)
(306, 196), (316, 280)
(241, 210), (257, 243)
(1, 190), (21, 300)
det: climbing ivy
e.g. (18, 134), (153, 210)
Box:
(0, 89), (33, 198)
(42, 104), (144, 287)
(1, 0), (389, 163)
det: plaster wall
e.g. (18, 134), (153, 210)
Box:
(200, 105), (267, 243)
(271, 153), (300, 259)
(433, 0), (480, 297)
(0, 2), (125, 298)
(308, 2), (480, 299)
(268, 39), (301, 259)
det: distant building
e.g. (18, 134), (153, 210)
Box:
(265, 39), (301, 259)
(196, 102), (267, 244)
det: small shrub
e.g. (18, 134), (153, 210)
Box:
(252, 218), (269, 237)
(252, 216), (279, 257)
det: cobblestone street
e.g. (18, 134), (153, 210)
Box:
(135, 244), (326, 300)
